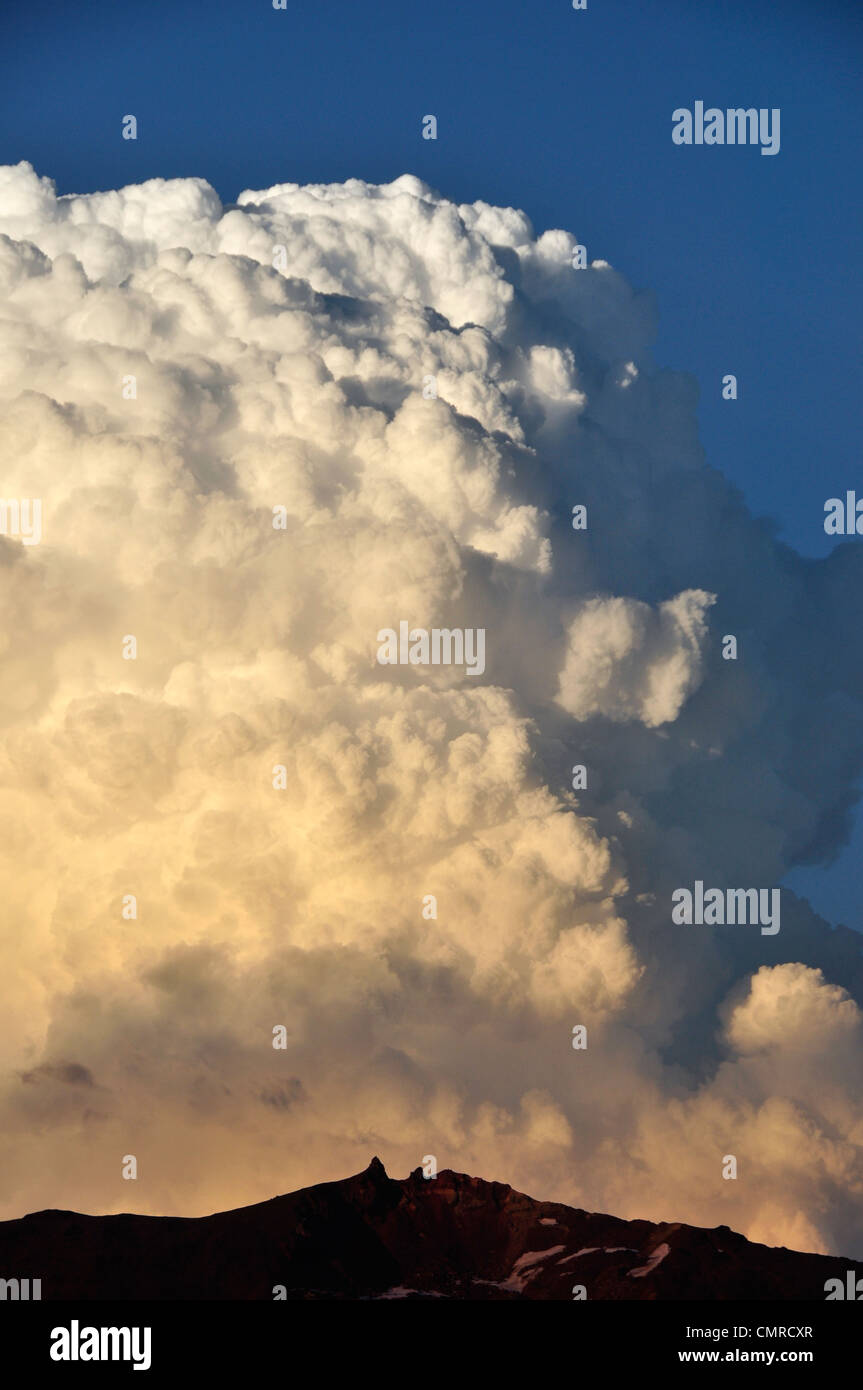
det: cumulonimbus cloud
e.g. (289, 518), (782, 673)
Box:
(0, 162), (862, 1256)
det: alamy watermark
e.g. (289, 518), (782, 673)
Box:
(672, 881), (780, 935)
(0, 498), (42, 545)
(377, 622), (486, 676)
(0, 1276), (41, 1300)
(824, 493), (863, 535)
(50, 1321), (151, 1371)
(825, 1271), (863, 1299)
(672, 103), (780, 156)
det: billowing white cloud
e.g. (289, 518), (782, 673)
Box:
(726, 963), (862, 1056)
(0, 163), (862, 1257)
(556, 590), (716, 726)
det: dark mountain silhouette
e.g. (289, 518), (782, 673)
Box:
(0, 1157), (858, 1300)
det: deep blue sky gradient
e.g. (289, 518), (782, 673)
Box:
(0, 0), (860, 923)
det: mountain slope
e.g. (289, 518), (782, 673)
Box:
(0, 1158), (858, 1300)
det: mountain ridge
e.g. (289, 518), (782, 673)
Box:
(0, 1158), (858, 1300)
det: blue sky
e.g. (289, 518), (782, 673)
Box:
(1, 0), (861, 924)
